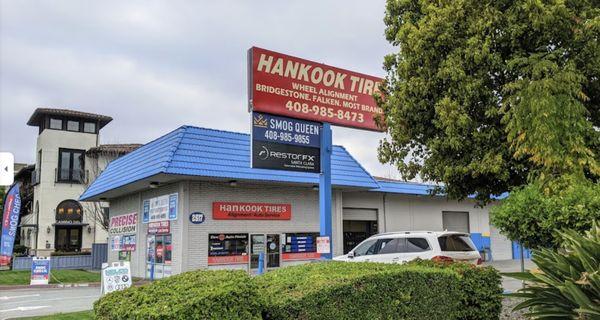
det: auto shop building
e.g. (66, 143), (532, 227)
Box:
(80, 125), (513, 279)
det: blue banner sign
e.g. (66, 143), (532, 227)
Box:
(30, 257), (51, 285)
(1, 183), (21, 266)
(252, 112), (321, 148)
(142, 200), (150, 223)
(168, 194), (178, 220)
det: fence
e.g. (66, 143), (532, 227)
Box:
(91, 243), (108, 269)
(12, 243), (108, 270)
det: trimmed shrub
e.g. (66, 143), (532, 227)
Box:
(255, 261), (462, 320)
(93, 269), (261, 320)
(406, 260), (503, 320)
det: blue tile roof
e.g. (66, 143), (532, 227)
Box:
(80, 126), (379, 200)
(374, 180), (508, 200)
(375, 180), (436, 196)
(80, 125), (509, 201)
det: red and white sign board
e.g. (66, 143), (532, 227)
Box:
(248, 47), (385, 131)
(208, 255), (249, 265)
(148, 220), (170, 234)
(316, 236), (331, 254)
(108, 212), (137, 235)
(213, 202), (291, 220)
(282, 252), (321, 261)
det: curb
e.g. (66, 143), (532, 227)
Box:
(0, 281), (150, 290)
(0, 282), (101, 290)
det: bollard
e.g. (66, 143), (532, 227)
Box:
(257, 252), (265, 275)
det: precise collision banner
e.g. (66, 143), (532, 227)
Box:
(248, 47), (385, 131)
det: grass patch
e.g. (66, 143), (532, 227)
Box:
(17, 310), (93, 320)
(0, 269), (100, 285)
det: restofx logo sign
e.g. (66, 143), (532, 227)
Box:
(252, 141), (320, 173)
(258, 145), (316, 162)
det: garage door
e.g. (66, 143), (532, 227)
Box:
(442, 211), (470, 233)
(342, 208), (377, 221)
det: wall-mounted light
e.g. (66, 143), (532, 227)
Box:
(229, 180), (238, 187)
(312, 185), (319, 191)
(149, 181), (160, 189)
(87, 226), (92, 234)
(46, 226), (51, 234)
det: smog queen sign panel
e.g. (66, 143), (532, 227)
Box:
(248, 47), (385, 131)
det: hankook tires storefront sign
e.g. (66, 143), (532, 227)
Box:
(213, 202), (292, 220)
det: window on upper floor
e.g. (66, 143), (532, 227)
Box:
(50, 118), (63, 130)
(83, 122), (96, 133)
(67, 120), (79, 132)
(57, 148), (85, 183)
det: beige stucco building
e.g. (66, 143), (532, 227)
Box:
(18, 108), (139, 256)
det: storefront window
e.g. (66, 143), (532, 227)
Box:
(147, 234), (172, 263)
(147, 234), (172, 279)
(208, 233), (248, 257)
(208, 233), (249, 265)
(283, 233), (318, 253)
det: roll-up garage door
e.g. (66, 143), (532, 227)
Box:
(343, 208), (378, 221)
(490, 225), (513, 260)
(442, 211), (470, 233)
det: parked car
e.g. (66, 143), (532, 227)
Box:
(333, 231), (482, 265)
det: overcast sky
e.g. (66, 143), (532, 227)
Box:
(0, 1), (401, 178)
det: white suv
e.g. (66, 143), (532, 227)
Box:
(333, 231), (482, 265)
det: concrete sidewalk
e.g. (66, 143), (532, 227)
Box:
(484, 259), (536, 293)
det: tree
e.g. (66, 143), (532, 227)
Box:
(379, 0), (600, 203)
(490, 178), (600, 249)
(0, 186), (5, 211)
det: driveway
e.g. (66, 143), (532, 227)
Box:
(0, 286), (100, 319)
(484, 259), (536, 293)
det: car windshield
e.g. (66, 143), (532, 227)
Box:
(352, 239), (378, 256)
(437, 235), (476, 252)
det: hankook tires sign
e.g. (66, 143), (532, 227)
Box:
(248, 47), (384, 131)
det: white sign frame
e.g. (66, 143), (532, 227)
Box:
(101, 261), (132, 295)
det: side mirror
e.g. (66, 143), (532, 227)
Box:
(347, 251), (355, 259)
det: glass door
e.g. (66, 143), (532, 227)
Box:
(266, 234), (280, 268)
(250, 234), (265, 270)
(55, 226), (82, 252)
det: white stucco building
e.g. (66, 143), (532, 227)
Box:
(80, 125), (514, 279)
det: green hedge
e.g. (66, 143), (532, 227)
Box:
(406, 260), (503, 320)
(93, 269), (261, 320)
(255, 261), (462, 320)
(93, 261), (501, 320)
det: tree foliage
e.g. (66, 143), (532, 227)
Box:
(0, 186), (5, 209)
(379, 0), (600, 202)
(490, 178), (600, 249)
